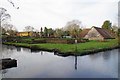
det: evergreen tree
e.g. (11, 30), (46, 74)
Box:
(44, 27), (48, 37)
(40, 27), (43, 37)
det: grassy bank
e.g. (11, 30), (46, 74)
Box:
(3, 39), (119, 55)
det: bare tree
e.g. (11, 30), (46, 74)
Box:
(64, 20), (82, 38)
(2, 23), (18, 37)
(0, 7), (11, 38)
(7, 0), (19, 9)
(23, 26), (35, 32)
(117, 1), (120, 45)
(0, 7), (11, 27)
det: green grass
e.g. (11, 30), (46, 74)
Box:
(4, 39), (118, 54)
(32, 39), (118, 53)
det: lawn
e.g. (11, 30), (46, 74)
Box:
(32, 39), (118, 53)
(3, 39), (118, 54)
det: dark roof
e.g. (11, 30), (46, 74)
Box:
(93, 27), (114, 39)
(80, 29), (90, 38)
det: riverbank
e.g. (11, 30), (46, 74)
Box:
(3, 39), (119, 56)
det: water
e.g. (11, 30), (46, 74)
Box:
(1, 45), (119, 78)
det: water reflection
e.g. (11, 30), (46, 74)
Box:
(88, 51), (111, 61)
(1, 45), (118, 78)
(74, 56), (77, 70)
(41, 51), (43, 55)
(118, 48), (120, 79)
(2, 69), (8, 74)
(0, 44), (2, 59)
(16, 47), (21, 52)
(2, 45), (14, 58)
(89, 53), (102, 60)
(102, 51), (111, 60)
(31, 49), (41, 53)
(22, 48), (31, 52)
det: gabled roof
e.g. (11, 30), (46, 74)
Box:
(80, 29), (90, 38)
(80, 27), (115, 39)
(93, 27), (114, 39)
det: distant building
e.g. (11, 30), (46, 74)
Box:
(79, 29), (91, 38)
(80, 27), (115, 40)
(17, 31), (39, 37)
(63, 36), (72, 38)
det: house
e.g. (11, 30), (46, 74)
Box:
(17, 31), (39, 37)
(80, 27), (115, 40)
(79, 29), (90, 38)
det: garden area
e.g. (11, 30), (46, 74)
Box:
(3, 38), (119, 56)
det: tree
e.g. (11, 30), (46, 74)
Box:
(118, 1), (120, 45)
(40, 27), (43, 37)
(118, 28), (120, 45)
(47, 28), (54, 37)
(63, 31), (70, 36)
(44, 27), (48, 37)
(102, 20), (112, 30)
(7, 0), (19, 9)
(2, 23), (18, 37)
(0, 8), (11, 25)
(0, 7), (11, 38)
(111, 24), (118, 38)
(112, 24), (118, 32)
(64, 20), (82, 38)
(23, 26), (35, 32)
(54, 28), (63, 38)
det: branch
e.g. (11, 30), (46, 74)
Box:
(7, 0), (19, 9)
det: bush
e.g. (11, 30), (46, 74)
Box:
(32, 39), (46, 43)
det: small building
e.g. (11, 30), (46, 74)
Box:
(80, 27), (115, 40)
(17, 31), (39, 37)
(63, 36), (72, 38)
(79, 29), (91, 38)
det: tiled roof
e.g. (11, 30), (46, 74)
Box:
(80, 29), (90, 38)
(93, 27), (114, 39)
(80, 27), (115, 39)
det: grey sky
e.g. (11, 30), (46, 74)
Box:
(0, 0), (119, 31)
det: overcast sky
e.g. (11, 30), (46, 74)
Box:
(0, 0), (119, 31)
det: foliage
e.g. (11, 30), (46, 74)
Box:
(44, 27), (48, 37)
(112, 24), (118, 33)
(47, 28), (54, 37)
(102, 20), (112, 30)
(40, 27), (43, 37)
(118, 28), (120, 45)
(54, 28), (63, 38)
